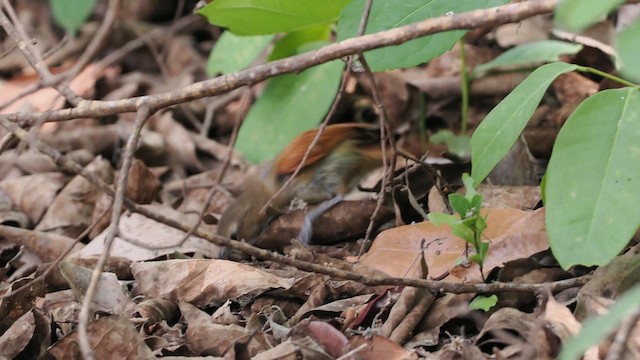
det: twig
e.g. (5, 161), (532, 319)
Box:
(76, 103), (151, 360)
(4, 0), (558, 126)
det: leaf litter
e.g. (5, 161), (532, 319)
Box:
(0, 2), (637, 359)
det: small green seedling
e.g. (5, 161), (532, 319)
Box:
(428, 173), (488, 280)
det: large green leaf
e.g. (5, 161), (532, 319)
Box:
(268, 25), (331, 61)
(198, 0), (350, 35)
(617, 20), (640, 83)
(236, 49), (344, 163)
(207, 32), (274, 75)
(555, 0), (625, 32)
(546, 88), (640, 268)
(470, 62), (577, 185)
(336, 0), (508, 72)
(558, 282), (640, 360)
(51, 0), (97, 35)
(474, 40), (583, 74)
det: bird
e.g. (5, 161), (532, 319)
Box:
(216, 122), (389, 248)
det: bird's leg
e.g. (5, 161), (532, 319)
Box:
(297, 195), (344, 245)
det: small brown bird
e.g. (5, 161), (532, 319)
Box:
(217, 122), (388, 246)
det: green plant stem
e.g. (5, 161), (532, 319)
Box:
(459, 38), (470, 134)
(576, 66), (639, 88)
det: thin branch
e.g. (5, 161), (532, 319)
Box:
(4, 0), (558, 126)
(76, 103), (151, 360)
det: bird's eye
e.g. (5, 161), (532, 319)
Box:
(229, 231), (238, 240)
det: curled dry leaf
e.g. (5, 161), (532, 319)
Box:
(0, 226), (83, 262)
(0, 309), (50, 359)
(133, 298), (180, 327)
(180, 301), (271, 357)
(131, 259), (295, 307)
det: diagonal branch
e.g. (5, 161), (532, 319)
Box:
(5, 0), (557, 126)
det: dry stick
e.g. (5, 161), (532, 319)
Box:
(0, 1), (81, 106)
(357, 53), (396, 256)
(260, 0), (373, 215)
(76, 103), (151, 360)
(4, 0), (558, 127)
(0, 116), (593, 294)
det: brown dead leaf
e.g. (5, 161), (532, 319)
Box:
(0, 64), (118, 114)
(76, 204), (220, 261)
(575, 243), (640, 320)
(0, 149), (93, 178)
(132, 259), (295, 307)
(49, 316), (155, 359)
(0, 309), (50, 359)
(180, 301), (271, 357)
(450, 208), (550, 281)
(349, 334), (418, 360)
(153, 111), (203, 170)
(35, 156), (113, 238)
(359, 208), (528, 280)
(494, 15), (552, 47)
(88, 159), (162, 238)
(0, 172), (66, 224)
(0, 226), (83, 262)
(58, 261), (135, 315)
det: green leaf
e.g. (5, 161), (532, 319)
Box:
(471, 62), (577, 185)
(198, 0), (350, 35)
(51, 0), (97, 35)
(207, 32), (274, 75)
(452, 223), (474, 244)
(430, 130), (471, 158)
(427, 212), (458, 226)
(449, 194), (471, 217)
(336, 0), (508, 71)
(469, 295), (497, 311)
(236, 50), (344, 163)
(546, 88), (640, 268)
(555, 0), (625, 32)
(617, 20), (640, 83)
(461, 173), (479, 201)
(427, 213), (460, 226)
(558, 282), (640, 360)
(269, 25), (331, 61)
(474, 40), (583, 74)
